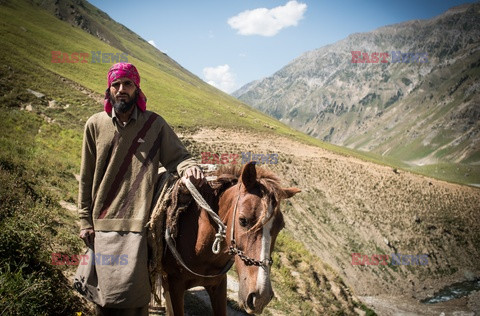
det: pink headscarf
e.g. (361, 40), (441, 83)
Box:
(103, 63), (147, 113)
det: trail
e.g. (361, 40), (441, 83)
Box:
(358, 295), (479, 316)
(184, 275), (250, 316)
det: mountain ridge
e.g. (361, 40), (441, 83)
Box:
(1, 0), (479, 314)
(233, 3), (480, 185)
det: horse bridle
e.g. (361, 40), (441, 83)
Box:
(227, 183), (274, 270)
(165, 179), (273, 279)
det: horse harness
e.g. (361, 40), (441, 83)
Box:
(164, 179), (273, 279)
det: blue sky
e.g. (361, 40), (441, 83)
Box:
(88, 0), (475, 93)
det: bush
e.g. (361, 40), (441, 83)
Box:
(0, 167), (88, 315)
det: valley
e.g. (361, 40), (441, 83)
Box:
(0, 0), (478, 314)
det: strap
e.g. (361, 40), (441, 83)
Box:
(165, 227), (234, 278)
(183, 178), (226, 254)
(163, 177), (234, 278)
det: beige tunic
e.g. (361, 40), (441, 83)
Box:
(73, 231), (151, 308)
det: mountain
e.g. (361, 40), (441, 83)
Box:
(1, 0), (479, 314)
(233, 3), (480, 186)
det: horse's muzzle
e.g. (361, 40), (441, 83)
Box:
(244, 290), (274, 314)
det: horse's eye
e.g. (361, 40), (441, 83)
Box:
(239, 217), (248, 227)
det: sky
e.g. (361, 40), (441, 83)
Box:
(88, 0), (475, 93)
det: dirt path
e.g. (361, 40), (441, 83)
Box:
(359, 295), (478, 316)
(184, 275), (249, 316)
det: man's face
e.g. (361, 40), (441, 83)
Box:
(109, 77), (137, 113)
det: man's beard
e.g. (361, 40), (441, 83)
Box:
(112, 93), (137, 113)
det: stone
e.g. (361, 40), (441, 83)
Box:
(26, 89), (45, 98)
(48, 100), (57, 108)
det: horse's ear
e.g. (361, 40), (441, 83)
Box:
(240, 162), (257, 190)
(283, 187), (301, 198)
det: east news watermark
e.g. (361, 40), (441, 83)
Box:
(201, 151), (279, 165)
(51, 51), (128, 64)
(352, 253), (429, 266)
(351, 51), (428, 63)
(51, 252), (128, 266)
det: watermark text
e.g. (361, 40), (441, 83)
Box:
(201, 152), (279, 165)
(51, 51), (128, 64)
(351, 51), (428, 63)
(351, 253), (428, 266)
(51, 252), (128, 266)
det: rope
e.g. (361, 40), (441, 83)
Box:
(182, 177), (226, 254)
(165, 227), (234, 278)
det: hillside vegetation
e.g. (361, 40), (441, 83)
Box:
(1, 0), (479, 315)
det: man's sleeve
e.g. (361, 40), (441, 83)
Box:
(78, 120), (96, 229)
(158, 121), (198, 177)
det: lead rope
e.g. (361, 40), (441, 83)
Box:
(182, 177), (226, 254)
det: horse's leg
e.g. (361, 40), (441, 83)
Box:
(205, 275), (228, 316)
(165, 276), (186, 316)
(150, 275), (165, 314)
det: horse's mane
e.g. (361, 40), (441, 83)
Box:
(210, 165), (285, 231)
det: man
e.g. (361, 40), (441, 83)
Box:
(74, 62), (204, 315)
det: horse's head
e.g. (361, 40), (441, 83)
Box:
(224, 162), (300, 314)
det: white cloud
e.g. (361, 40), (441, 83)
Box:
(148, 40), (157, 47)
(203, 64), (236, 93)
(227, 1), (307, 37)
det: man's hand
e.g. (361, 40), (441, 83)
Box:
(183, 166), (206, 187)
(79, 228), (95, 248)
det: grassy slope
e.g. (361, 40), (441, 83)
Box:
(2, 0), (300, 133)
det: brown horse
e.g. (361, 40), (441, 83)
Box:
(161, 162), (300, 315)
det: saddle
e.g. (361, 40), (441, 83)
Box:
(148, 167), (217, 274)
(148, 171), (190, 274)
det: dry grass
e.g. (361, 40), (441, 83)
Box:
(179, 127), (480, 313)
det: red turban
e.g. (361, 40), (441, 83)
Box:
(104, 63), (147, 113)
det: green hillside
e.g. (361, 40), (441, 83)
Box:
(2, 0), (304, 132)
(1, 0), (383, 166)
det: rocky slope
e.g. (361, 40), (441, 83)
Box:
(181, 127), (480, 315)
(233, 4), (480, 180)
